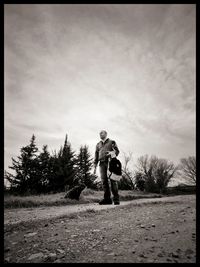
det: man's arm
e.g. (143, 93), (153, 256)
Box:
(93, 144), (99, 174)
(94, 143), (99, 167)
(112, 141), (119, 156)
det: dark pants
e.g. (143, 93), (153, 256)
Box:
(99, 161), (119, 202)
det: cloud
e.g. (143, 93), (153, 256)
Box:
(4, 4), (196, 175)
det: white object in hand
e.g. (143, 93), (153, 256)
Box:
(107, 169), (122, 181)
(107, 151), (116, 158)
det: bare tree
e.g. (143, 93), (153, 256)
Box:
(179, 156), (196, 184)
(136, 154), (159, 179)
(135, 155), (177, 193)
(135, 155), (158, 192)
(155, 159), (178, 193)
(121, 151), (135, 189)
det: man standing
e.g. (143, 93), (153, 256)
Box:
(93, 130), (120, 205)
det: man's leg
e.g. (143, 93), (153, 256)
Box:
(99, 162), (112, 201)
(110, 179), (120, 204)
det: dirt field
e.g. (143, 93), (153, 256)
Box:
(4, 194), (196, 263)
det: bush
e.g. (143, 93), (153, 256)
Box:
(135, 155), (177, 193)
(179, 156), (196, 185)
(118, 176), (134, 190)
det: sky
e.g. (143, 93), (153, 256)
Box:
(5, 4), (196, 185)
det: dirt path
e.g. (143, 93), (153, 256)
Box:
(4, 194), (196, 263)
(4, 199), (142, 226)
(4, 195), (180, 226)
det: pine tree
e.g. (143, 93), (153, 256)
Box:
(45, 150), (60, 193)
(37, 145), (52, 193)
(76, 145), (96, 188)
(5, 134), (40, 195)
(51, 134), (76, 192)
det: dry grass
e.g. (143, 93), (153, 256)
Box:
(4, 193), (88, 209)
(4, 189), (162, 209)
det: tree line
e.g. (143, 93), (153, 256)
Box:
(4, 134), (196, 195)
(5, 134), (98, 195)
(120, 153), (196, 193)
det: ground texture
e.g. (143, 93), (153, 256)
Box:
(4, 194), (196, 263)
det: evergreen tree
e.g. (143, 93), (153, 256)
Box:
(37, 145), (52, 193)
(5, 134), (40, 195)
(44, 150), (60, 193)
(51, 134), (76, 192)
(76, 145), (96, 188)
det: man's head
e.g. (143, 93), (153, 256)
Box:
(99, 130), (107, 140)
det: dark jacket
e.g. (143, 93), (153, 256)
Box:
(94, 138), (119, 166)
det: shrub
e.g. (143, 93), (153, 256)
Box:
(135, 155), (177, 193)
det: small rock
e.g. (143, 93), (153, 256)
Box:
(4, 248), (10, 253)
(139, 253), (147, 258)
(57, 249), (65, 254)
(107, 252), (115, 256)
(140, 225), (145, 228)
(61, 221), (64, 224)
(135, 239), (139, 242)
(24, 232), (37, 238)
(166, 258), (172, 262)
(71, 234), (78, 238)
(54, 233), (58, 236)
(157, 253), (163, 257)
(146, 259), (154, 263)
(44, 224), (48, 227)
(132, 250), (136, 254)
(48, 253), (57, 261)
(43, 249), (50, 253)
(187, 255), (192, 259)
(93, 229), (101, 232)
(172, 252), (179, 258)
(137, 257), (142, 262)
(151, 224), (155, 227)
(148, 249), (154, 253)
(144, 237), (148, 240)
(54, 259), (62, 263)
(185, 249), (194, 255)
(28, 252), (44, 261)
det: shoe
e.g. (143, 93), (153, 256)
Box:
(99, 199), (112, 205)
(114, 201), (120, 205)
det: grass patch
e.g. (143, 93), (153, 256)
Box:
(4, 193), (89, 209)
(85, 208), (96, 213)
(4, 190), (163, 209)
(82, 188), (96, 195)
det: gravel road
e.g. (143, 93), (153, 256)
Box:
(4, 194), (196, 263)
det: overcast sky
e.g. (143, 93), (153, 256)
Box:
(5, 4), (196, 184)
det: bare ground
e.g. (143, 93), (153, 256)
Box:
(4, 194), (196, 263)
